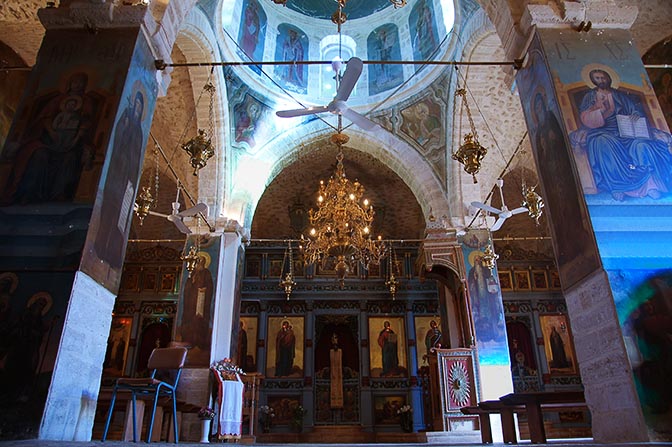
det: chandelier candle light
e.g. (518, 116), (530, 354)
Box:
(301, 132), (386, 287)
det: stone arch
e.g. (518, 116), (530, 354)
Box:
(173, 5), (230, 219)
(252, 119), (450, 226)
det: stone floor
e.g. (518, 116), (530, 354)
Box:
(0, 441), (671, 447)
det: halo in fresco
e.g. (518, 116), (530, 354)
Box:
(0, 272), (19, 294)
(468, 250), (484, 267)
(27, 292), (53, 315)
(198, 251), (212, 268)
(581, 63), (621, 89)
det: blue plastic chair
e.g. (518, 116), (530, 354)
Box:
(102, 347), (188, 443)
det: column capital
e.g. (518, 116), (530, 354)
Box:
(38, 2), (148, 31)
(211, 217), (250, 240)
(521, 2), (637, 34)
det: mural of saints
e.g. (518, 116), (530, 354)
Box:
(409, 0), (438, 62)
(233, 94), (270, 149)
(275, 25), (307, 94)
(400, 98), (442, 154)
(238, 0), (267, 64)
(367, 25), (403, 95)
(2, 72), (102, 205)
(569, 66), (672, 201)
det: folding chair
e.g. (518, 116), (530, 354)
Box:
(102, 347), (188, 443)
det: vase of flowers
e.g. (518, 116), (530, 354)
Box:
(198, 406), (215, 443)
(290, 404), (306, 433)
(397, 404), (413, 433)
(258, 405), (275, 433)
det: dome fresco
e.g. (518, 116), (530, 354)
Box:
(227, 0), (454, 100)
(285, 0), (393, 21)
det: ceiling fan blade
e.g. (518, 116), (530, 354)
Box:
(341, 107), (377, 130)
(490, 216), (506, 232)
(167, 214), (192, 234)
(470, 201), (502, 215)
(177, 202), (208, 218)
(335, 57), (362, 102)
(511, 206), (528, 215)
(146, 209), (170, 219)
(276, 106), (329, 118)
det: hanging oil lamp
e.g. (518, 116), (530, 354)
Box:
(481, 243), (499, 272)
(134, 186), (154, 224)
(181, 245), (200, 278)
(279, 241), (296, 300)
(522, 185), (544, 225)
(181, 82), (216, 176)
(452, 87), (488, 183)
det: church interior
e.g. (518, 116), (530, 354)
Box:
(0, 0), (671, 444)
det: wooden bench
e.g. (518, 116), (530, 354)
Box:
(461, 391), (587, 444)
(499, 391), (586, 443)
(461, 400), (523, 443)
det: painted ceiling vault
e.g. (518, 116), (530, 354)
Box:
(2, 0), (668, 251)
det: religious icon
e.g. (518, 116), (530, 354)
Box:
(540, 314), (577, 375)
(103, 316), (133, 376)
(266, 316), (304, 378)
(238, 316), (258, 372)
(414, 316), (442, 367)
(368, 316), (407, 378)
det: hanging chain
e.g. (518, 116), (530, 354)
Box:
(288, 241), (294, 276)
(280, 243), (288, 282)
(154, 144), (160, 208)
(455, 87), (479, 142)
(205, 80), (216, 140)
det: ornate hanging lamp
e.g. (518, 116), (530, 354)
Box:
(452, 87), (488, 183)
(481, 242), (499, 272)
(181, 81), (216, 176)
(522, 184), (544, 225)
(181, 218), (202, 278)
(385, 244), (400, 300)
(279, 241), (297, 300)
(301, 131), (386, 288)
(134, 144), (160, 224)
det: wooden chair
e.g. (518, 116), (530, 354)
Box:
(102, 347), (188, 443)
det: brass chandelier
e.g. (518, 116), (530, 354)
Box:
(301, 131), (386, 286)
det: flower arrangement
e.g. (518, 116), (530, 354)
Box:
(292, 404), (306, 420)
(290, 404), (306, 432)
(397, 405), (413, 432)
(211, 358), (244, 380)
(258, 405), (275, 433)
(397, 404), (413, 414)
(198, 406), (215, 420)
(259, 405), (275, 416)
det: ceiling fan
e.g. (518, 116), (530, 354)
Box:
(471, 178), (527, 232)
(276, 57), (377, 131)
(137, 186), (208, 234)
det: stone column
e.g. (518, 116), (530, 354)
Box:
(0, 2), (175, 441)
(173, 219), (246, 440)
(457, 229), (514, 400)
(512, 3), (661, 441)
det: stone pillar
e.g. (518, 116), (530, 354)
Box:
(457, 229), (513, 401)
(0, 2), (173, 441)
(173, 220), (246, 441)
(513, 3), (664, 440)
